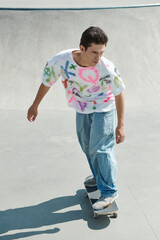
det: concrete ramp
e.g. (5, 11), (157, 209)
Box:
(0, 5), (160, 240)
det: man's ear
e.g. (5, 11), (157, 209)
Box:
(80, 45), (85, 52)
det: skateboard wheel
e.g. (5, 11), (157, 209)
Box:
(113, 212), (118, 218)
(94, 213), (98, 219)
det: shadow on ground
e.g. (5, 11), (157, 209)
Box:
(0, 190), (111, 239)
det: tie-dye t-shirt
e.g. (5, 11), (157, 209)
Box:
(42, 49), (125, 114)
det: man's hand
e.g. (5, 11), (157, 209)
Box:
(116, 125), (125, 144)
(27, 105), (38, 122)
(27, 83), (50, 122)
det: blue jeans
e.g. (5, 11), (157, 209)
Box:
(76, 110), (117, 197)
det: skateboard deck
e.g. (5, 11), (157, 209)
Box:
(84, 176), (118, 218)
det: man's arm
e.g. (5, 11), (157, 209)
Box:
(115, 92), (125, 144)
(27, 83), (50, 122)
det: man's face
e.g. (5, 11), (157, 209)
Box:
(80, 43), (106, 67)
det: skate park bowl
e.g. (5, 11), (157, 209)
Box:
(0, 2), (160, 240)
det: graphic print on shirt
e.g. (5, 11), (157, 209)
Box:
(59, 61), (89, 112)
(42, 53), (125, 113)
(87, 86), (100, 93)
(60, 61), (76, 79)
(114, 76), (123, 88)
(69, 64), (77, 70)
(63, 64), (114, 112)
(69, 80), (88, 93)
(113, 67), (122, 88)
(67, 85), (88, 111)
(99, 74), (111, 84)
(67, 89), (88, 112)
(77, 101), (88, 112)
(62, 79), (68, 89)
(68, 90), (78, 108)
(99, 74), (111, 91)
(44, 66), (56, 86)
(103, 86), (113, 103)
(114, 67), (120, 77)
(78, 67), (99, 85)
(77, 67), (101, 110)
(68, 80), (101, 111)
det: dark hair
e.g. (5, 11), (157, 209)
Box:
(80, 26), (108, 50)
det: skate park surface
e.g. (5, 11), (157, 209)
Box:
(0, 1), (160, 239)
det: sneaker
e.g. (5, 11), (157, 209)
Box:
(84, 176), (97, 187)
(93, 194), (118, 210)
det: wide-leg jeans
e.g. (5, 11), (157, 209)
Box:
(76, 110), (118, 197)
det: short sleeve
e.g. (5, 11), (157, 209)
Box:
(42, 56), (62, 87)
(109, 63), (125, 96)
(101, 57), (125, 96)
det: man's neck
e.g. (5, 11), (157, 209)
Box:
(72, 51), (89, 67)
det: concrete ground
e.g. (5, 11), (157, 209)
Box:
(0, 2), (160, 240)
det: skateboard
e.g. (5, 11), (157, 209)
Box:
(84, 176), (118, 219)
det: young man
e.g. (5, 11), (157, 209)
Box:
(27, 26), (125, 210)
